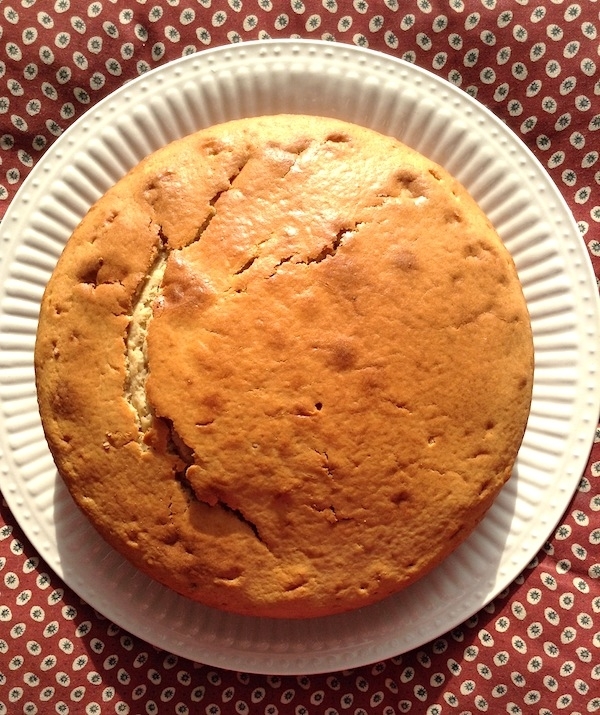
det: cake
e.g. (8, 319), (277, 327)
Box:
(35, 114), (534, 618)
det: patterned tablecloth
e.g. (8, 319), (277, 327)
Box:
(1, 1), (599, 714)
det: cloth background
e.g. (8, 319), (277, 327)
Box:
(1, 1), (599, 713)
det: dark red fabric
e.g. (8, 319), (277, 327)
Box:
(1, 2), (599, 713)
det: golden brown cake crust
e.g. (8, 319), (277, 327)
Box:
(35, 115), (534, 618)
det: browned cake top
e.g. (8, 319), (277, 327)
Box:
(35, 115), (534, 618)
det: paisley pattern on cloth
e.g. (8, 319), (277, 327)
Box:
(1, 2), (599, 713)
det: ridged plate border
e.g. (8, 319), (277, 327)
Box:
(0, 40), (598, 675)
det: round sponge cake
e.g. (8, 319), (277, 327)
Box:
(35, 115), (534, 618)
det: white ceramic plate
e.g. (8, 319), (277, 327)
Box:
(0, 40), (598, 675)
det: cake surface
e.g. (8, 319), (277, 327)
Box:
(35, 114), (534, 618)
